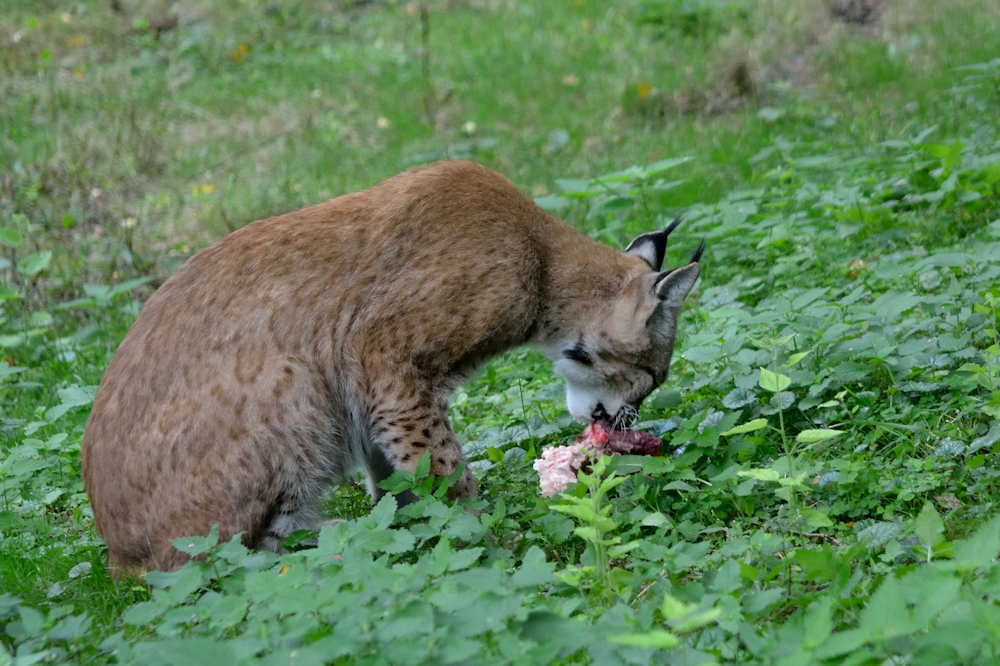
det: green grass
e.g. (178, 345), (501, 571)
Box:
(4, 0), (1000, 663)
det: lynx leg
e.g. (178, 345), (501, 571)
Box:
(368, 395), (476, 501)
(363, 444), (419, 506)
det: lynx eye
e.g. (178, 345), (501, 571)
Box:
(562, 343), (593, 367)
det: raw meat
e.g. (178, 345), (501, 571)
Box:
(533, 420), (663, 497)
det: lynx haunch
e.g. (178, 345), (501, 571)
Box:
(81, 160), (703, 574)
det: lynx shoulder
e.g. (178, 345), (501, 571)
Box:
(81, 160), (702, 574)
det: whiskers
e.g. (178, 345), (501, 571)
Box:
(611, 406), (638, 431)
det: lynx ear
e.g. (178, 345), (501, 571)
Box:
(625, 217), (683, 271)
(653, 262), (700, 308)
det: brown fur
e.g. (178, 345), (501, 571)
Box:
(81, 160), (700, 574)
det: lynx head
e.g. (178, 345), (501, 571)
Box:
(551, 219), (703, 428)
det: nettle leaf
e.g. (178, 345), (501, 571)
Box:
(914, 501), (946, 549)
(968, 421), (1000, 454)
(133, 638), (240, 665)
(711, 559), (743, 594)
(829, 361), (869, 383)
(802, 508), (834, 529)
(722, 386), (756, 409)
(721, 418), (768, 436)
(44, 384), (97, 421)
(414, 450), (432, 479)
(781, 350), (813, 369)
(858, 574), (917, 639)
(795, 546), (838, 583)
(649, 388), (682, 409)
(737, 468), (780, 482)
(761, 391), (795, 414)
(605, 455), (673, 476)
(856, 521), (903, 549)
(758, 368), (791, 392)
(170, 524), (220, 557)
(354, 527), (415, 554)
(510, 547), (556, 588)
(610, 630), (679, 649)
(550, 502), (595, 523)
(16, 250), (52, 277)
(796, 429), (845, 444)
(683, 344), (723, 364)
(443, 510), (487, 542)
(122, 601), (164, 626)
(0, 227), (22, 247)
(742, 588), (784, 614)
(369, 493), (398, 531)
(803, 596), (834, 647)
(953, 514), (1000, 567)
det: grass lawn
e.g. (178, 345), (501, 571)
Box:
(3, 0), (1000, 663)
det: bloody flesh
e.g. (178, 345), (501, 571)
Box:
(576, 419), (662, 456)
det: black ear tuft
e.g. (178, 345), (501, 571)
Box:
(664, 216), (683, 237)
(625, 217), (684, 271)
(690, 240), (706, 264)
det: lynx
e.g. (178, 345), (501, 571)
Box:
(81, 160), (702, 574)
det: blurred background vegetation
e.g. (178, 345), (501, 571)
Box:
(4, 0), (997, 286)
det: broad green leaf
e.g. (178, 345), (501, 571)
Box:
(510, 547), (556, 587)
(953, 514), (1000, 566)
(795, 429), (844, 444)
(795, 547), (838, 583)
(858, 573), (919, 637)
(354, 526), (415, 554)
(597, 473), (628, 497)
(813, 628), (869, 659)
(414, 450), (432, 479)
(711, 559), (743, 593)
(803, 597), (834, 648)
(0, 227), (21, 246)
(914, 501), (946, 552)
(122, 601), (164, 626)
(369, 493), (399, 531)
(606, 455), (674, 476)
(0, 334), (25, 348)
(169, 524), (220, 557)
(741, 588), (784, 614)
(607, 541), (640, 558)
(641, 511), (672, 528)
(44, 385), (98, 422)
(446, 546), (484, 572)
(649, 388), (682, 408)
(133, 638), (240, 665)
(758, 106), (786, 122)
(550, 502), (596, 523)
(722, 386), (756, 409)
(758, 368), (791, 392)
(16, 250), (52, 277)
(721, 418), (768, 436)
(802, 508), (834, 529)
(737, 468), (780, 482)
(856, 521), (903, 549)
(781, 350), (813, 369)
(610, 630), (679, 649)
(671, 607), (722, 632)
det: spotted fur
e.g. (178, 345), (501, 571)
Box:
(81, 161), (701, 575)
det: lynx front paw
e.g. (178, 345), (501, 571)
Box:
(447, 466), (478, 501)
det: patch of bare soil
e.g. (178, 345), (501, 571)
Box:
(829, 0), (883, 26)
